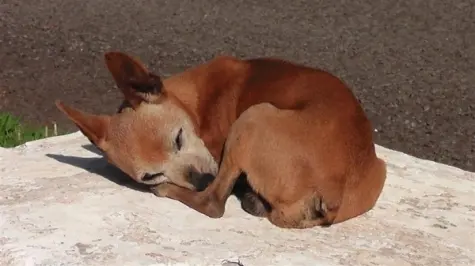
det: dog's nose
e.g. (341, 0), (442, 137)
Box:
(188, 170), (216, 191)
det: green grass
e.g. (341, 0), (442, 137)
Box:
(0, 112), (60, 148)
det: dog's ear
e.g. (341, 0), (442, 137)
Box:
(55, 100), (110, 150)
(104, 51), (163, 109)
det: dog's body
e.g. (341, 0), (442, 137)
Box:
(56, 52), (387, 229)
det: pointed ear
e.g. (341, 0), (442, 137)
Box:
(104, 51), (163, 108)
(55, 100), (110, 149)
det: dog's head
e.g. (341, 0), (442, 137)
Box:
(56, 52), (217, 189)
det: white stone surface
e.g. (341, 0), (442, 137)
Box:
(0, 132), (474, 266)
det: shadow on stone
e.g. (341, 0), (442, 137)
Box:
(81, 143), (104, 157)
(45, 148), (151, 193)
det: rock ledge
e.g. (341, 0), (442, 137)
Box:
(1, 132), (474, 265)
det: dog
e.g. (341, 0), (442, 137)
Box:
(56, 51), (387, 229)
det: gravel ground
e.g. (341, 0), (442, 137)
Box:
(0, 0), (474, 171)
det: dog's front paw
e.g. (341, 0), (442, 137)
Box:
(150, 183), (171, 197)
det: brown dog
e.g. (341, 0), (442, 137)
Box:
(56, 51), (387, 229)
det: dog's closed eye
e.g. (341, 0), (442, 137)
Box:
(143, 172), (164, 181)
(175, 128), (183, 151)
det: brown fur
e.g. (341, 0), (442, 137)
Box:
(56, 51), (387, 229)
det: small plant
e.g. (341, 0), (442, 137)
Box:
(0, 112), (59, 148)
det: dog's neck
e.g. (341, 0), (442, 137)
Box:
(161, 63), (242, 162)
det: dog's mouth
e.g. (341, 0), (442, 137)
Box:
(140, 172), (170, 186)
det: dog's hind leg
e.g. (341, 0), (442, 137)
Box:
(266, 194), (340, 229)
(232, 174), (270, 217)
(239, 190), (270, 217)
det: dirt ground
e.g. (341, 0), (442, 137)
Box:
(0, 0), (474, 172)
